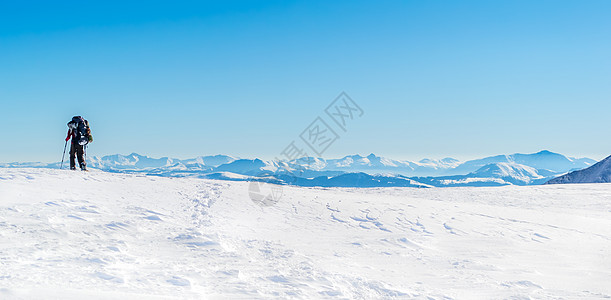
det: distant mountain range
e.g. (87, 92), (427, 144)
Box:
(0, 151), (600, 188)
(546, 155), (611, 184)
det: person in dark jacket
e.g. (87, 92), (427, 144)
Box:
(65, 116), (93, 171)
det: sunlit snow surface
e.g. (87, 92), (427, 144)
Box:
(0, 168), (609, 299)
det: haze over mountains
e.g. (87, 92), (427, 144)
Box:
(1, 151), (599, 187)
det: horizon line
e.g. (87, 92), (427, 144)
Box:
(2, 149), (604, 165)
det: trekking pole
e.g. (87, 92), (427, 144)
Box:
(60, 140), (68, 169)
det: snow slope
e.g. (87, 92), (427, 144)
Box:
(546, 155), (611, 184)
(1, 168), (610, 299)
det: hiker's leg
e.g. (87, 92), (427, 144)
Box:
(76, 144), (86, 169)
(69, 142), (77, 170)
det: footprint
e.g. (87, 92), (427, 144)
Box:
(533, 233), (550, 240)
(185, 241), (218, 247)
(267, 275), (289, 283)
(167, 276), (190, 286)
(443, 223), (457, 235)
(105, 222), (130, 231)
(146, 209), (165, 216)
(144, 215), (162, 221)
(94, 272), (124, 284)
(67, 215), (87, 221)
(77, 206), (100, 214)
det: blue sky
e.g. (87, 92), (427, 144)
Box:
(1, 0), (609, 162)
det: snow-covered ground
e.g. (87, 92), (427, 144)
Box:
(0, 168), (610, 299)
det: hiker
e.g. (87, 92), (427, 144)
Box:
(65, 116), (93, 171)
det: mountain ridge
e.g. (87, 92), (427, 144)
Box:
(1, 151), (598, 188)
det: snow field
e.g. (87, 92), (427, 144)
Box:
(0, 168), (610, 299)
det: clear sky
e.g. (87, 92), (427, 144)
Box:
(1, 0), (609, 163)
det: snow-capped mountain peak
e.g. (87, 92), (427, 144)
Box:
(470, 162), (544, 185)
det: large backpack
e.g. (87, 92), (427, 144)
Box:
(69, 116), (91, 145)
